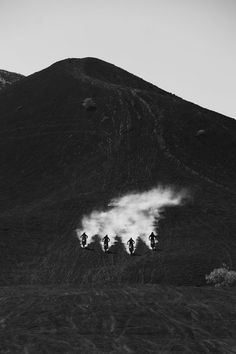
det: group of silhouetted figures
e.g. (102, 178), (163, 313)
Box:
(80, 232), (159, 255)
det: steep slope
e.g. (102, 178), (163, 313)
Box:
(0, 69), (24, 90)
(0, 57), (235, 285)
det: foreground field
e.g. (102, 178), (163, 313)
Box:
(0, 285), (235, 353)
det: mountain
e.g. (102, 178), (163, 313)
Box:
(0, 69), (24, 90)
(0, 57), (235, 285)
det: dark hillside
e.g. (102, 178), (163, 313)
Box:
(0, 69), (24, 90)
(0, 57), (235, 285)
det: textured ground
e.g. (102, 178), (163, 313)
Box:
(0, 57), (235, 285)
(0, 59), (235, 354)
(0, 285), (235, 353)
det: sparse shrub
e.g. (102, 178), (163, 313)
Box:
(82, 97), (97, 111)
(196, 129), (206, 137)
(205, 265), (236, 288)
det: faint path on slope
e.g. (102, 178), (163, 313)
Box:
(131, 89), (236, 195)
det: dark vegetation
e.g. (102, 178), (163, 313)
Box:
(0, 69), (24, 91)
(0, 57), (235, 352)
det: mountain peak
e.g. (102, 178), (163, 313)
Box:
(48, 57), (165, 93)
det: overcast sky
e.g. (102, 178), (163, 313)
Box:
(1, 0), (235, 118)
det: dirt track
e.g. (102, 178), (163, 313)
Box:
(0, 285), (235, 353)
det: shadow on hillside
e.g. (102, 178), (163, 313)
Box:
(104, 250), (117, 255)
(130, 252), (142, 257)
(81, 246), (95, 252)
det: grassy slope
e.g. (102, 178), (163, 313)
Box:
(0, 285), (235, 353)
(13, 233), (230, 287)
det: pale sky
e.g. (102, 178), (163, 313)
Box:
(1, 0), (236, 118)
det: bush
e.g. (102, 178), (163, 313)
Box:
(82, 98), (97, 111)
(205, 265), (236, 288)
